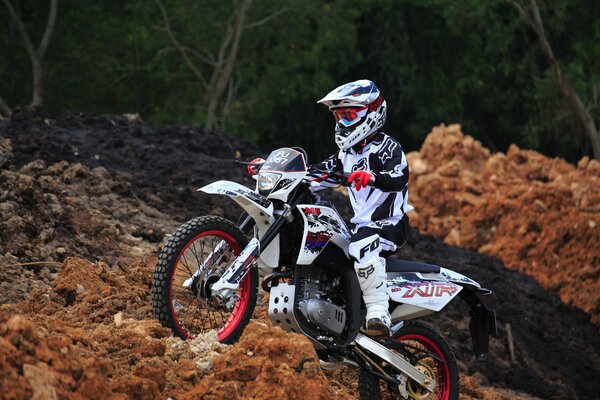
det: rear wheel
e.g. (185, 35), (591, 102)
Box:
(152, 216), (257, 343)
(359, 321), (459, 400)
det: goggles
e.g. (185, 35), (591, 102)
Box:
(333, 106), (368, 127)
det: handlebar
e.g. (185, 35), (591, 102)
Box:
(306, 167), (353, 187)
(235, 160), (264, 167)
(236, 160), (369, 189)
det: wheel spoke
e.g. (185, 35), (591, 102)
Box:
(172, 283), (191, 290)
(181, 253), (195, 276)
(189, 241), (202, 266)
(156, 219), (258, 346)
(189, 304), (201, 332)
(395, 336), (451, 399)
(180, 293), (199, 330)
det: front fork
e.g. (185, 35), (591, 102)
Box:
(210, 209), (291, 308)
(210, 238), (260, 308)
(182, 214), (256, 298)
(182, 239), (228, 290)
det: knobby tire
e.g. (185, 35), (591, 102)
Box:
(152, 216), (258, 344)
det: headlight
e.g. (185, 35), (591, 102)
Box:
(258, 172), (281, 192)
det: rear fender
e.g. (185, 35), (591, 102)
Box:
(419, 267), (482, 289)
(198, 180), (278, 268)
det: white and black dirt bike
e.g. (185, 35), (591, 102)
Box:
(152, 147), (497, 399)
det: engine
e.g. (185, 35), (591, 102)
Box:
(268, 264), (347, 342)
(296, 265), (346, 335)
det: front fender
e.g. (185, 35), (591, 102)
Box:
(198, 180), (278, 268)
(199, 180), (273, 217)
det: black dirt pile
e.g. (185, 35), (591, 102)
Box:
(0, 135), (179, 304)
(1, 111), (599, 399)
(1, 109), (262, 221)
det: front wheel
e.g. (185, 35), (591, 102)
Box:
(359, 321), (459, 400)
(152, 216), (258, 344)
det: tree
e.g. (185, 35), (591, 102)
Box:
(1, 0), (596, 162)
(155, 0), (286, 131)
(1, 0), (58, 108)
(0, 96), (10, 117)
(512, 0), (600, 159)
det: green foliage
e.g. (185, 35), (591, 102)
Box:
(1, 0), (598, 162)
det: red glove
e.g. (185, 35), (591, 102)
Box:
(247, 157), (265, 175)
(348, 170), (374, 191)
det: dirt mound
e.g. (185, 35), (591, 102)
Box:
(0, 138), (178, 304)
(2, 109), (262, 221)
(1, 256), (564, 400)
(407, 124), (600, 323)
(1, 257), (352, 400)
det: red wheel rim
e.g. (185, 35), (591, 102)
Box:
(396, 334), (452, 400)
(168, 230), (250, 341)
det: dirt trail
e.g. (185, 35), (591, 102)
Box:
(1, 112), (599, 399)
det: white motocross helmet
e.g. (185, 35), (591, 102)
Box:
(317, 79), (387, 150)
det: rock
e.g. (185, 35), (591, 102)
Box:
(407, 152), (428, 175)
(23, 363), (57, 400)
(577, 156), (590, 169)
(114, 312), (124, 328)
(21, 160), (46, 174)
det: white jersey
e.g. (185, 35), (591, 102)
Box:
(313, 132), (413, 230)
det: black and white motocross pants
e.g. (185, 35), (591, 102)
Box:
(348, 215), (409, 264)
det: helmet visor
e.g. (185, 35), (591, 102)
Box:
(333, 106), (368, 127)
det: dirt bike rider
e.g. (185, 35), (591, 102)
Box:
(249, 79), (412, 337)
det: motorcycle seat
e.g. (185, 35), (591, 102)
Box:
(386, 259), (441, 274)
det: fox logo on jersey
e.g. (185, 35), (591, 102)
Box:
(352, 157), (368, 173)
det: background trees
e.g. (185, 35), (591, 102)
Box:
(1, 0), (598, 162)
(1, 0), (57, 110)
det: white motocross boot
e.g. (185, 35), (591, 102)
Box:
(354, 257), (391, 337)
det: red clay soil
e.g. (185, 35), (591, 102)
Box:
(407, 124), (600, 323)
(0, 257), (354, 400)
(1, 256), (544, 400)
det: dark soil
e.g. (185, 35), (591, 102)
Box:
(398, 231), (599, 400)
(2, 108), (262, 221)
